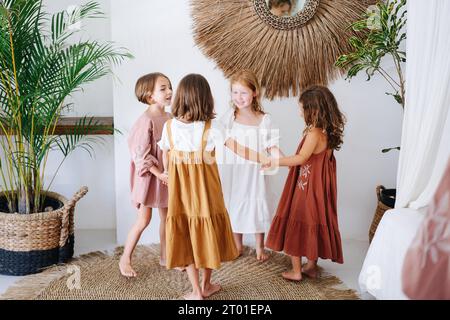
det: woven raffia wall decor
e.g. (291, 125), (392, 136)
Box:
(191, 0), (376, 99)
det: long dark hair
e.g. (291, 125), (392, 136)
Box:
(299, 85), (346, 150)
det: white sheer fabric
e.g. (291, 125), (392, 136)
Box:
(395, 0), (450, 209)
(359, 0), (450, 299)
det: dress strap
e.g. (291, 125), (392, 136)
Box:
(201, 120), (212, 152)
(166, 119), (174, 150)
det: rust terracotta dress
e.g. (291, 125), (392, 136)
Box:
(266, 136), (344, 263)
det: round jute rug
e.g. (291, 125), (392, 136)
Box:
(1, 245), (359, 300)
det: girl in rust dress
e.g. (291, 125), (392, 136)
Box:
(262, 85), (345, 281)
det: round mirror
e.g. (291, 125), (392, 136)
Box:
(266, 0), (307, 17)
(254, 0), (320, 30)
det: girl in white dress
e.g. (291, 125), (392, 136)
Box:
(220, 70), (284, 261)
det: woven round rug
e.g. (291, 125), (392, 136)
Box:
(1, 245), (359, 300)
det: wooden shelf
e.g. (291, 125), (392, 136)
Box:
(54, 117), (114, 135)
(0, 117), (114, 135)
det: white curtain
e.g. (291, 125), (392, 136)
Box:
(395, 0), (450, 210)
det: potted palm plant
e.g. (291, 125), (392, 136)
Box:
(335, 0), (406, 241)
(0, 0), (131, 275)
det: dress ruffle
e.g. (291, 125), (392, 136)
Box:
(266, 215), (343, 263)
(166, 211), (238, 269)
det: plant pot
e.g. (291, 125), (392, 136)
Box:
(368, 185), (395, 243)
(0, 187), (88, 276)
(380, 187), (396, 208)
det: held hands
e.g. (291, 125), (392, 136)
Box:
(158, 171), (169, 186)
(261, 156), (279, 171)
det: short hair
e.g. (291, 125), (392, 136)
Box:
(171, 74), (216, 122)
(135, 72), (171, 104)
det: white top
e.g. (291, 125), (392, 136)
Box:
(220, 109), (280, 153)
(158, 118), (228, 152)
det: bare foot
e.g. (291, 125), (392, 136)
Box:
(302, 266), (319, 279)
(202, 283), (222, 298)
(256, 247), (269, 261)
(119, 256), (137, 277)
(183, 291), (204, 300)
(159, 259), (166, 267)
(281, 270), (302, 281)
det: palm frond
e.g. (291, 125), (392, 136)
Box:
(51, 1), (103, 45)
(0, 0), (131, 213)
(52, 116), (110, 158)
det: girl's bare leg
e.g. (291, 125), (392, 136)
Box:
(233, 233), (243, 256)
(302, 259), (319, 278)
(158, 207), (168, 266)
(184, 264), (203, 300)
(282, 256), (302, 281)
(255, 233), (269, 261)
(201, 268), (221, 298)
(119, 207), (152, 277)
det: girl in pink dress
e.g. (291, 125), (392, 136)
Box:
(119, 73), (172, 277)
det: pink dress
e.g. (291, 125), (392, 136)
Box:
(402, 158), (450, 299)
(128, 111), (171, 209)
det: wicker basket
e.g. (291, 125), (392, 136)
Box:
(368, 185), (394, 243)
(0, 187), (88, 275)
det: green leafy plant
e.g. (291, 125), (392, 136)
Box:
(336, 0), (406, 153)
(0, 0), (131, 213)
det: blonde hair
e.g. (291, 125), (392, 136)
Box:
(299, 85), (346, 150)
(135, 72), (171, 105)
(230, 69), (264, 115)
(171, 74), (216, 122)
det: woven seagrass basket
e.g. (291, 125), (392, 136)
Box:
(0, 187), (88, 275)
(368, 185), (394, 243)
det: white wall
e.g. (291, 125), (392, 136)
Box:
(111, 0), (402, 244)
(41, 0), (116, 230)
(44, 0), (113, 117)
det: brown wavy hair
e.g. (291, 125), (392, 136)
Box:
(135, 72), (171, 105)
(172, 74), (216, 121)
(230, 69), (264, 115)
(299, 85), (346, 150)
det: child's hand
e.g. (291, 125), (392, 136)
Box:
(158, 172), (169, 185)
(261, 157), (278, 171)
(259, 153), (270, 165)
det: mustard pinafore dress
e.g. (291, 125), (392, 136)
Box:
(165, 120), (239, 269)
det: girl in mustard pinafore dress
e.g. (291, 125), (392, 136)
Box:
(262, 85), (345, 282)
(158, 74), (267, 300)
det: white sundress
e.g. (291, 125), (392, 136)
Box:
(218, 109), (280, 234)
